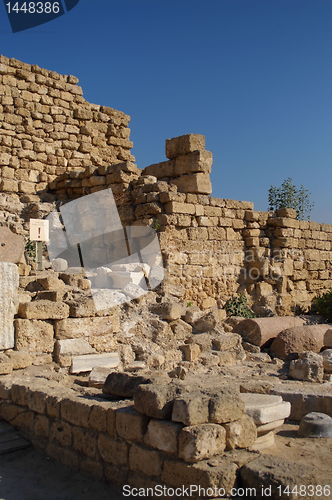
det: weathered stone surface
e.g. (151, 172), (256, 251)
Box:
(152, 302), (184, 321)
(55, 314), (120, 339)
(209, 391), (245, 424)
(116, 406), (148, 441)
(18, 300), (69, 320)
(51, 258), (68, 272)
(174, 150), (213, 176)
(271, 324), (331, 359)
(178, 423), (226, 462)
(14, 319), (54, 353)
(324, 329), (332, 347)
(134, 383), (177, 419)
(271, 384), (332, 421)
(181, 343), (201, 362)
(166, 134), (206, 159)
(89, 367), (114, 388)
(103, 372), (156, 398)
(172, 393), (210, 425)
(129, 443), (162, 477)
(54, 339), (96, 367)
(299, 412), (332, 438)
(144, 419), (182, 454)
(289, 351), (324, 383)
(0, 354), (13, 374)
(5, 350), (32, 369)
(0, 227), (24, 263)
(320, 349), (332, 373)
(240, 394), (291, 425)
(71, 353), (120, 374)
(224, 415), (257, 450)
(192, 310), (219, 333)
(172, 173), (212, 194)
(241, 454), (327, 499)
(0, 263), (19, 350)
(234, 317), (304, 347)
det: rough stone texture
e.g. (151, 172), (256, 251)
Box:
(178, 423), (226, 462)
(70, 353), (120, 374)
(14, 319), (54, 353)
(234, 317), (305, 347)
(209, 391), (245, 424)
(18, 301), (69, 320)
(299, 412), (332, 438)
(144, 419), (182, 454)
(0, 263), (19, 350)
(271, 324), (331, 360)
(54, 339), (96, 367)
(289, 351), (324, 383)
(224, 415), (257, 450)
(320, 349), (332, 373)
(241, 454), (328, 499)
(166, 134), (206, 159)
(0, 227), (24, 263)
(134, 383), (177, 419)
(324, 329), (332, 348)
(172, 393), (210, 426)
(241, 394), (291, 425)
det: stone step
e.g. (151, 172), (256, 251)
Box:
(70, 352), (121, 374)
(240, 393), (290, 425)
(257, 419), (285, 436)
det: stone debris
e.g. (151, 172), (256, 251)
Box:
(289, 351), (324, 383)
(320, 349), (332, 373)
(234, 317), (305, 347)
(271, 324), (331, 360)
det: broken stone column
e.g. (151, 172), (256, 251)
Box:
(0, 262), (19, 350)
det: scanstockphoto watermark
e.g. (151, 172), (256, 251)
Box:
(46, 188), (165, 311)
(3, 0), (81, 32)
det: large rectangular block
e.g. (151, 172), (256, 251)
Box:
(174, 150), (213, 176)
(171, 173), (212, 194)
(143, 160), (175, 178)
(179, 424), (226, 462)
(0, 263), (19, 350)
(166, 134), (206, 159)
(54, 315), (120, 339)
(18, 300), (69, 320)
(70, 352), (121, 374)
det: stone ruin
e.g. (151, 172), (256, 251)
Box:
(0, 56), (331, 498)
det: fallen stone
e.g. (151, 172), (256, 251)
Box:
(172, 392), (210, 426)
(144, 419), (182, 454)
(234, 317), (304, 347)
(0, 227), (24, 263)
(103, 372), (155, 398)
(240, 454), (327, 499)
(89, 367), (114, 388)
(184, 307), (204, 325)
(271, 324), (331, 359)
(250, 431), (275, 451)
(256, 419), (285, 436)
(134, 383), (177, 419)
(0, 262), (19, 350)
(298, 412), (332, 438)
(181, 344), (201, 362)
(192, 310), (219, 333)
(178, 423), (226, 463)
(152, 302), (185, 321)
(320, 349), (332, 373)
(169, 319), (192, 340)
(224, 415), (257, 450)
(289, 351), (324, 383)
(242, 342), (261, 353)
(70, 353), (121, 374)
(240, 393), (291, 425)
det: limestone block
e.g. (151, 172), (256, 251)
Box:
(134, 383), (177, 419)
(324, 329), (332, 347)
(70, 352), (121, 374)
(103, 372), (157, 398)
(166, 134), (206, 159)
(129, 443), (162, 477)
(89, 366), (114, 388)
(15, 319), (54, 353)
(116, 406), (148, 441)
(51, 258), (68, 272)
(256, 419), (285, 436)
(0, 227), (24, 263)
(152, 301), (185, 321)
(174, 150), (213, 176)
(181, 343), (201, 362)
(171, 173), (212, 195)
(240, 393), (291, 425)
(289, 351), (324, 383)
(178, 423), (226, 462)
(250, 431), (275, 451)
(55, 314), (120, 339)
(209, 392), (245, 424)
(18, 300), (69, 320)
(224, 415), (257, 450)
(143, 160), (175, 178)
(98, 434), (128, 465)
(5, 350), (32, 369)
(299, 412), (332, 438)
(0, 263), (19, 350)
(234, 316), (305, 347)
(144, 419), (182, 454)
(0, 354), (13, 374)
(172, 393), (210, 425)
(320, 349), (332, 373)
(54, 339), (96, 367)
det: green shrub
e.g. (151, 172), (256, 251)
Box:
(24, 239), (36, 260)
(225, 293), (255, 318)
(311, 290), (332, 321)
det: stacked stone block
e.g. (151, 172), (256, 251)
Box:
(0, 376), (260, 495)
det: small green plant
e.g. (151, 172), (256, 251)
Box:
(151, 218), (161, 232)
(311, 290), (332, 321)
(225, 293), (255, 318)
(187, 301), (193, 307)
(24, 239), (36, 260)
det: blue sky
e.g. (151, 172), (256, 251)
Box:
(1, 0), (331, 222)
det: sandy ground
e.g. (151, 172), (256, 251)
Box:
(0, 447), (125, 500)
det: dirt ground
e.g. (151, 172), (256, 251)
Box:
(0, 447), (125, 500)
